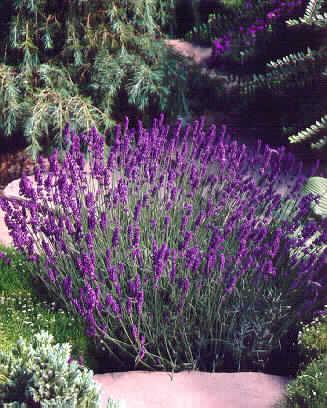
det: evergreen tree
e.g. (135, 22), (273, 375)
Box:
(0, 0), (188, 156)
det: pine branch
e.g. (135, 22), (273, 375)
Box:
(288, 114), (327, 149)
(24, 88), (112, 158)
(0, 0), (189, 153)
(239, 47), (325, 95)
(287, 0), (327, 26)
(0, 64), (20, 135)
(266, 48), (316, 70)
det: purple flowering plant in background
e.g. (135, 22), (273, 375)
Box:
(212, 0), (305, 61)
(1, 115), (326, 371)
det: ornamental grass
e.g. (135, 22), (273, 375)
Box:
(1, 115), (326, 371)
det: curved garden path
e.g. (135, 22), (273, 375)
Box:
(165, 39), (239, 91)
(95, 370), (288, 408)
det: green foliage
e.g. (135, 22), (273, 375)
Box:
(287, 0), (327, 26)
(91, 39), (189, 121)
(284, 310), (327, 408)
(0, 245), (36, 295)
(185, 12), (234, 45)
(285, 354), (327, 408)
(221, 0), (245, 9)
(239, 47), (323, 95)
(289, 114), (327, 150)
(0, 331), (100, 407)
(0, 247), (97, 369)
(0, 291), (94, 367)
(184, 0), (273, 45)
(0, 65), (20, 136)
(237, 0), (327, 150)
(298, 310), (327, 357)
(0, 0), (189, 156)
(25, 83), (111, 156)
(303, 177), (327, 218)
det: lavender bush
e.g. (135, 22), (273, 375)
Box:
(1, 115), (326, 371)
(212, 0), (305, 61)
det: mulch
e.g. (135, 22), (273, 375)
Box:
(0, 150), (35, 194)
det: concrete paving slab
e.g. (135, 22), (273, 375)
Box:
(95, 371), (288, 408)
(0, 207), (12, 247)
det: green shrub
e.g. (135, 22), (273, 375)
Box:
(237, 0), (327, 150)
(0, 0), (189, 156)
(0, 247), (97, 369)
(285, 354), (327, 408)
(298, 307), (327, 358)
(282, 308), (327, 408)
(0, 331), (100, 407)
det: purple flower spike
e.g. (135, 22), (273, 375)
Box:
(134, 200), (142, 222)
(133, 225), (141, 248)
(112, 226), (120, 248)
(63, 276), (73, 298)
(1, 115), (324, 372)
(131, 323), (139, 341)
(85, 192), (95, 209)
(100, 211), (107, 231)
(105, 294), (120, 316)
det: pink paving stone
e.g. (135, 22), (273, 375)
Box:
(2, 177), (33, 200)
(94, 371), (289, 408)
(0, 207), (12, 247)
(165, 39), (212, 64)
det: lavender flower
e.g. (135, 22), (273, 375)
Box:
(100, 211), (107, 231)
(112, 226), (120, 248)
(211, 0), (305, 62)
(2, 115), (324, 373)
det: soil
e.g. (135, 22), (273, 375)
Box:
(0, 150), (35, 193)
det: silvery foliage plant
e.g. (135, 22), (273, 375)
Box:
(0, 331), (100, 407)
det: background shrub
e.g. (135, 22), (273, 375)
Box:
(0, 0), (189, 156)
(182, 0), (327, 154)
(216, 0), (327, 152)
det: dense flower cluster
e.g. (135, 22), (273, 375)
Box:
(212, 0), (305, 58)
(1, 115), (326, 371)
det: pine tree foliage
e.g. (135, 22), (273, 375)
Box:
(25, 86), (111, 155)
(0, 0), (188, 156)
(287, 0), (327, 26)
(0, 64), (20, 136)
(289, 114), (327, 150)
(239, 47), (324, 95)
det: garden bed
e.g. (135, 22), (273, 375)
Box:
(0, 1), (326, 407)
